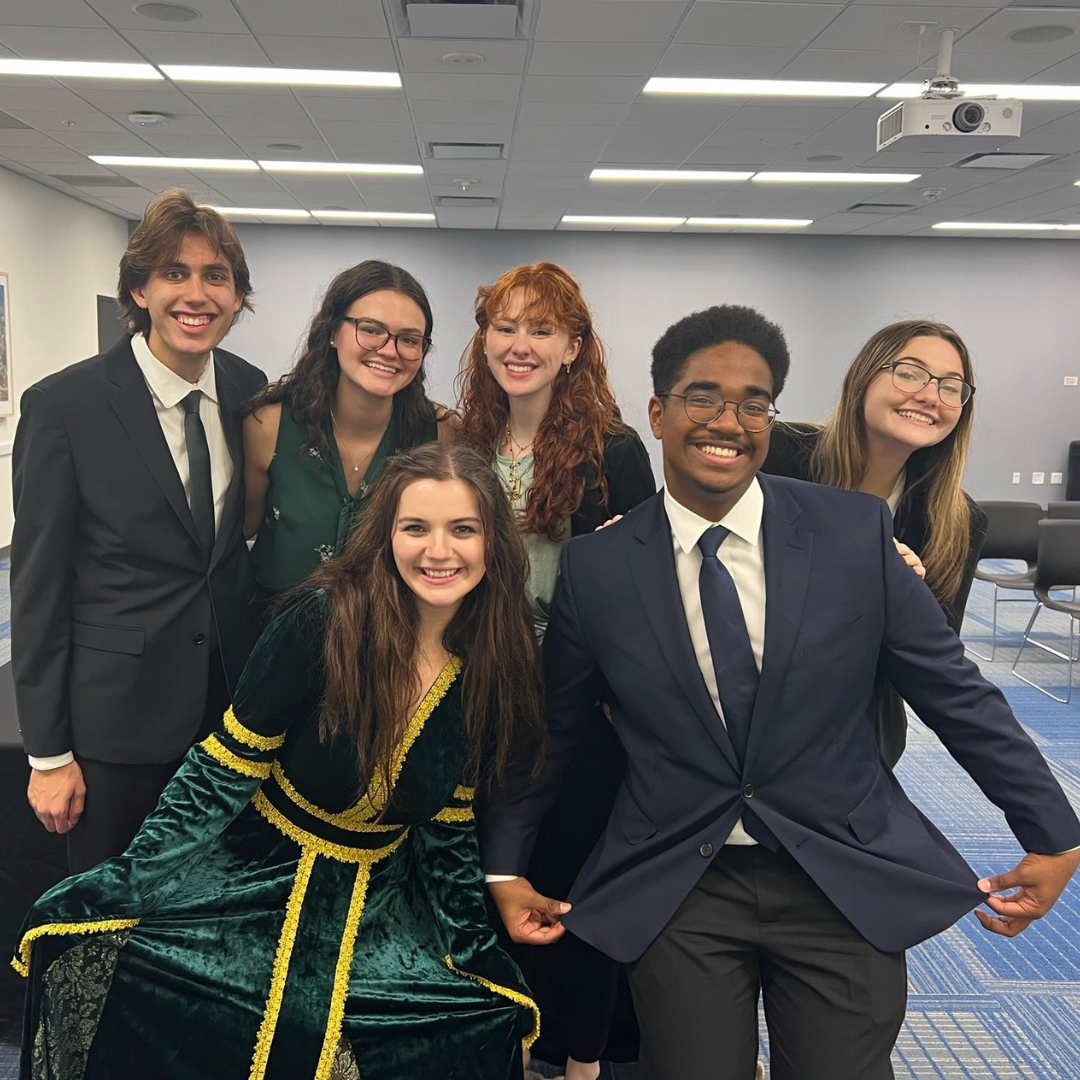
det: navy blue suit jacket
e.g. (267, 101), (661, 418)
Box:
(482, 476), (1080, 963)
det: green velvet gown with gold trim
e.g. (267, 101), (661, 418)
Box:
(14, 590), (537, 1080)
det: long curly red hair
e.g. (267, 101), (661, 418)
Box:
(456, 262), (625, 539)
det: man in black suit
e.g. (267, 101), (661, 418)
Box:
(12, 188), (267, 872)
(484, 305), (1080, 1080)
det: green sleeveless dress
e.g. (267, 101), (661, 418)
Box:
(250, 405), (438, 594)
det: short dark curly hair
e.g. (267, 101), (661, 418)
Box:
(651, 304), (790, 399)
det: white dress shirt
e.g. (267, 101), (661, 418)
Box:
(29, 335), (233, 771)
(664, 481), (766, 846)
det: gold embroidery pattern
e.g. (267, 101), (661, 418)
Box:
(252, 790), (409, 865)
(432, 806), (475, 824)
(224, 707), (286, 752)
(347, 656), (463, 823)
(444, 956), (540, 1049)
(315, 862), (372, 1080)
(453, 785), (475, 803)
(269, 762), (399, 833)
(12, 919), (140, 978)
(200, 734), (271, 779)
(248, 848), (316, 1080)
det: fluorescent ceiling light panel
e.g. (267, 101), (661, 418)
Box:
(313, 210), (436, 221)
(590, 168), (753, 182)
(880, 83), (1080, 101)
(561, 215), (686, 226)
(932, 221), (1058, 230)
(686, 217), (812, 227)
(0, 60), (162, 80)
(209, 206), (311, 218)
(645, 78), (883, 98)
(91, 155), (257, 170)
(259, 160), (423, 175)
(162, 65), (400, 88)
(754, 171), (919, 183)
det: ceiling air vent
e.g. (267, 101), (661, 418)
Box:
(436, 195), (499, 207)
(429, 142), (504, 160)
(957, 152), (1054, 170)
(845, 203), (916, 214)
(49, 175), (143, 188)
(396, 0), (525, 39)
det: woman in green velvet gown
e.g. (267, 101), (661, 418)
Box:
(15, 442), (545, 1080)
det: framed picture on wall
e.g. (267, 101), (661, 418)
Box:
(0, 271), (11, 417)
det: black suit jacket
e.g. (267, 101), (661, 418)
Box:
(11, 337), (267, 764)
(483, 480), (1079, 962)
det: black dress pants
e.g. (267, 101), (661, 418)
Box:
(66, 651), (229, 874)
(628, 845), (906, 1080)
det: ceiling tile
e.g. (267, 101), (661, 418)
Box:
(519, 101), (631, 125)
(414, 122), (513, 145)
(653, 44), (800, 78)
(230, 135), (328, 156)
(297, 93), (410, 121)
(528, 41), (668, 77)
(513, 124), (617, 146)
(256, 35), (398, 71)
(522, 75), (645, 104)
(403, 74), (522, 102)
(86, 0), (250, 33)
(129, 132), (246, 154)
(1, 0), (107, 28)
(231, 0), (390, 38)
(15, 109), (128, 133)
(76, 86), (204, 113)
(188, 90), (305, 119)
(121, 30), (270, 66)
(778, 49), (930, 81)
(398, 38), (528, 75)
(215, 114), (322, 139)
(722, 104), (851, 129)
(957, 7), (1080, 53)
(0, 25), (145, 61)
(411, 98), (518, 125)
(811, 6), (992, 51)
(675, 2), (843, 48)
(536, 1), (687, 43)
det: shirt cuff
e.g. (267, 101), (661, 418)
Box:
(484, 874), (520, 883)
(28, 752), (75, 770)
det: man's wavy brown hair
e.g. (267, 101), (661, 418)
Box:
(456, 262), (626, 539)
(299, 442), (544, 800)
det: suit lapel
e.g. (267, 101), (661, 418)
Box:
(749, 476), (812, 760)
(629, 494), (740, 770)
(209, 352), (244, 570)
(107, 339), (202, 552)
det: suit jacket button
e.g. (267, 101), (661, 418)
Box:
(699, 843), (713, 857)
(743, 784), (754, 798)
(193, 633), (206, 645)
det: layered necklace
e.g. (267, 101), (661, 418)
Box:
(504, 425), (533, 501)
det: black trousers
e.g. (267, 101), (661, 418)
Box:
(67, 651), (229, 874)
(627, 845), (906, 1080)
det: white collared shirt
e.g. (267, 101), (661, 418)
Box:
(29, 336), (234, 771)
(130, 332), (233, 533)
(665, 480), (767, 846)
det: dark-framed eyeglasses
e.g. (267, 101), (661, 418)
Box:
(879, 360), (974, 408)
(341, 317), (431, 362)
(660, 392), (778, 432)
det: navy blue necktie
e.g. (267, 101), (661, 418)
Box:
(182, 390), (215, 557)
(698, 526), (778, 850)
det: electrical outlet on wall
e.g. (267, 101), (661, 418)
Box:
(1012, 472), (1021, 484)
(1065, 376), (1079, 386)
(1033, 472), (1045, 484)
(1051, 472), (1063, 484)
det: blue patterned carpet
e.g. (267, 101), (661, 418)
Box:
(2, 569), (1078, 1079)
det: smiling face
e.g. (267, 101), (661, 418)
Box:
(484, 288), (581, 412)
(862, 335), (964, 459)
(649, 341), (774, 522)
(335, 289), (428, 403)
(130, 233), (244, 375)
(392, 478), (486, 620)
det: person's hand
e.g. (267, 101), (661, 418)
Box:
(27, 760), (86, 834)
(595, 515), (623, 531)
(488, 877), (570, 945)
(893, 538), (926, 579)
(974, 849), (1080, 937)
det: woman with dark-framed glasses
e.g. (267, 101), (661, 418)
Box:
(763, 318), (987, 767)
(242, 261), (455, 600)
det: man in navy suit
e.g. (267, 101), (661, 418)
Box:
(483, 305), (1080, 1080)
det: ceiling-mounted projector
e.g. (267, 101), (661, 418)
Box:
(875, 27), (1022, 152)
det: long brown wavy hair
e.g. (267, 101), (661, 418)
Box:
(246, 260), (440, 457)
(300, 442), (543, 798)
(457, 262), (626, 539)
(810, 319), (976, 609)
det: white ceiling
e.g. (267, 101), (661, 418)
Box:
(3, 0), (1080, 236)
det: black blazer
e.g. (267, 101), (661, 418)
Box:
(11, 337), (267, 764)
(483, 481), (1078, 963)
(569, 428), (656, 537)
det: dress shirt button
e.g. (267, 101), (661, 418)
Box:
(193, 633), (206, 645)
(699, 843), (713, 857)
(742, 784), (754, 798)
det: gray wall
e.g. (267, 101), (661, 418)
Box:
(226, 225), (1080, 502)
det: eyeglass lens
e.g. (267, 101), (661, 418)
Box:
(681, 394), (776, 431)
(890, 362), (970, 406)
(352, 319), (426, 361)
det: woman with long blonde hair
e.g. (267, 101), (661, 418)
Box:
(764, 318), (987, 765)
(458, 262), (655, 1080)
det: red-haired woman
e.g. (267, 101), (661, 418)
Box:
(458, 262), (655, 1080)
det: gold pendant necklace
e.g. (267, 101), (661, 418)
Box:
(504, 424), (532, 501)
(330, 412), (379, 481)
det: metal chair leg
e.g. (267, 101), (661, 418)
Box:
(1011, 604), (1077, 704)
(966, 584), (999, 662)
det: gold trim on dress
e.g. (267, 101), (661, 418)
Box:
(432, 806), (475, 824)
(249, 848), (316, 1080)
(444, 956), (541, 1050)
(453, 785), (475, 803)
(11, 918), (140, 978)
(200, 734), (272, 779)
(269, 762), (399, 833)
(315, 862), (373, 1080)
(224, 707), (286, 752)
